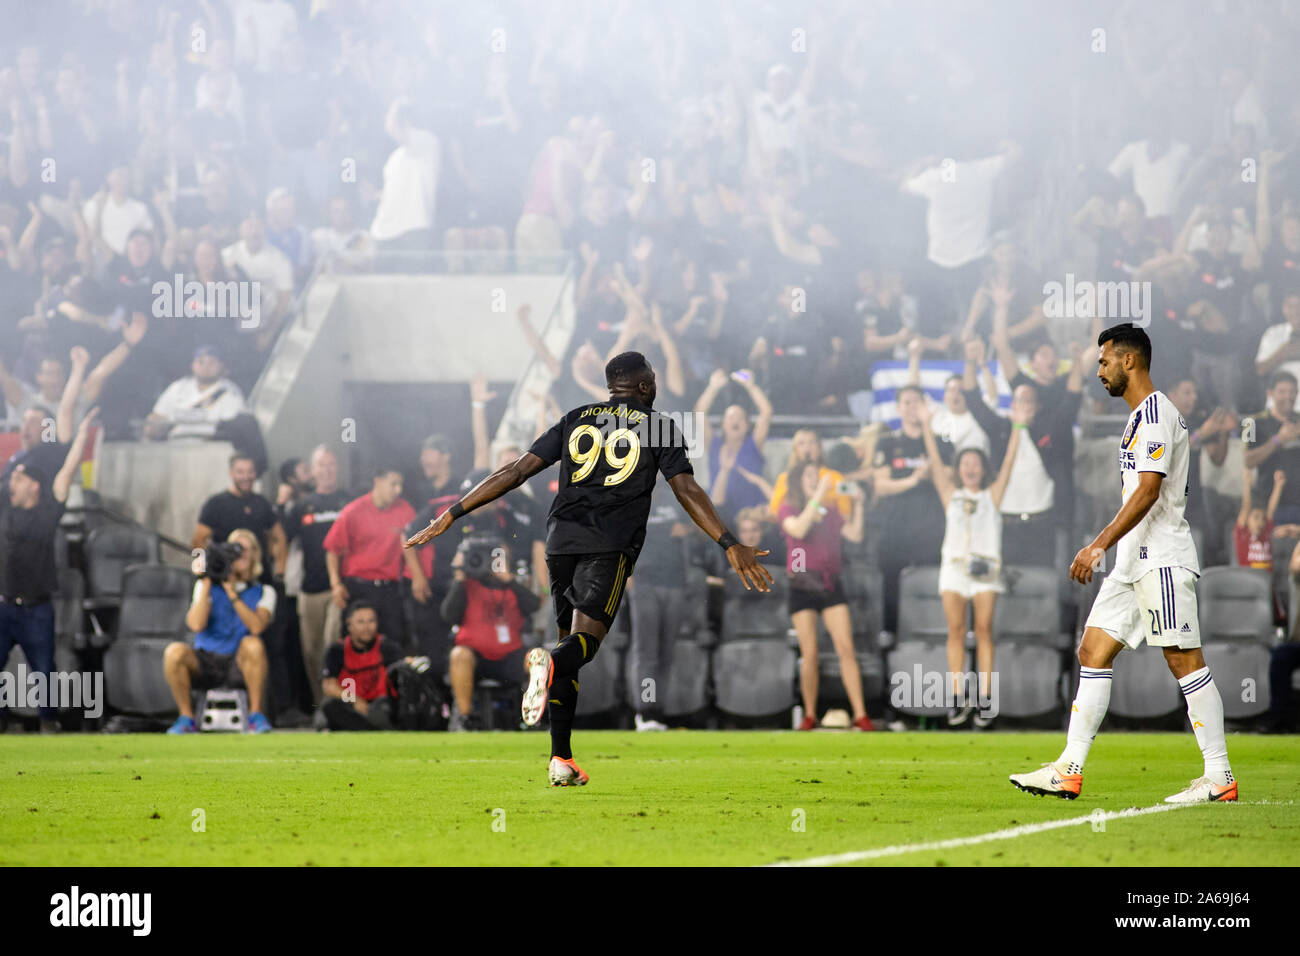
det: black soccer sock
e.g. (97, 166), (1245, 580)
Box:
(549, 674), (579, 760)
(551, 631), (600, 679)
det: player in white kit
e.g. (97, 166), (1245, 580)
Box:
(1009, 323), (1237, 804)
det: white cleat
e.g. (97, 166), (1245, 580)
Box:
(1009, 762), (1082, 799)
(548, 756), (589, 786)
(1164, 776), (1238, 804)
(635, 714), (667, 732)
(521, 648), (553, 727)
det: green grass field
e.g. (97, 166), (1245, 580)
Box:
(1, 730), (1295, 866)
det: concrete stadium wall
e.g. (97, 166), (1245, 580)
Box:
(96, 440), (237, 561)
(252, 273), (574, 491)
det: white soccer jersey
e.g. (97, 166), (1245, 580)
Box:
(1110, 390), (1200, 583)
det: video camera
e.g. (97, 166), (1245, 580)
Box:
(457, 535), (506, 584)
(203, 541), (244, 582)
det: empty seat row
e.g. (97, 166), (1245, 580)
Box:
(890, 564), (1278, 721)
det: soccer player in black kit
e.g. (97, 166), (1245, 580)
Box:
(405, 352), (773, 785)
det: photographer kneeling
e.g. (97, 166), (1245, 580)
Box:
(164, 530), (275, 733)
(317, 600), (403, 730)
(442, 536), (540, 730)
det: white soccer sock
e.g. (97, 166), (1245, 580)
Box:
(1178, 666), (1232, 782)
(1058, 667), (1112, 773)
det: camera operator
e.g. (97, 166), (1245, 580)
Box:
(406, 467), (543, 671)
(441, 537), (540, 730)
(163, 529), (275, 733)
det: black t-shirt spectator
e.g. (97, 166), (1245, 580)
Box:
(859, 295), (905, 360)
(1010, 369), (1068, 413)
(573, 296), (626, 359)
(198, 491), (279, 580)
(1096, 228), (1158, 284)
(1, 443), (68, 489)
(1262, 243), (1300, 298)
(1252, 414), (1300, 510)
(0, 491), (65, 599)
(409, 478), (459, 586)
(759, 311), (830, 415)
(1192, 249), (1246, 326)
(1147, 290), (1199, 385)
(873, 430), (953, 526)
(282, 489), (351, 594)
(964, 382), (1082, 520)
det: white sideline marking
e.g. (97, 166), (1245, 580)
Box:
(765, 802), (1193, 867)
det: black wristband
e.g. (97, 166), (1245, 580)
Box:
(449, 502), (466, 520)
(717, 531), (739, 551)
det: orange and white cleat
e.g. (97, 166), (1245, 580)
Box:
(521, 648), (553, 726)
(1009, 762), (1082, 799)
(548, 756), (589, 787)
(1164, 776), (1237, 804)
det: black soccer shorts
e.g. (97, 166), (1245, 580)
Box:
(545, 551), (632, 632)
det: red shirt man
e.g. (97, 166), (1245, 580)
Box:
(323, 465), (428, 648)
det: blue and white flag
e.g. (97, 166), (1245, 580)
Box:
(866, 360), (1013, 429)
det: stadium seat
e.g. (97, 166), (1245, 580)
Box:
(1225, 519), (1240, 567)
(1, 646), (39, 720)
(1197, 567), (1273, 719)
(54, 567), (87, 654)
(573, 643), (622, 717)
(820, 562), (885, 701)
(102, 564), (192, 716)
(993, 566), (1073, 718)
(623, 636), (711, 718)
(886, 566), (949, 717)
(720, 568), (789, 642)
(53, 526), (71, 572)
(472, 676), (523, 729)
(712, 639), (797, 717)
(623, 568), (713, 716)
(84, 525), (160, 611)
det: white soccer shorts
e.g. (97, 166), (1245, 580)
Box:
(1084, 566), (1201, 649)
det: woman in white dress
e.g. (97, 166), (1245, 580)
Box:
(918, 400), (1022, 727)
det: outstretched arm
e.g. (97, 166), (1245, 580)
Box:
(918, 405), (954, 510)
(988, 416), (1024, 509)
(1238, 467), (1254, 527)
(404, 452), (550, 548)
(667, 471), (773, 592)
(470, 375), (496, 470)
(53, 408), (97, 503)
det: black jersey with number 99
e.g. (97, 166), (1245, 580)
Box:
(526, 399), (695, 561)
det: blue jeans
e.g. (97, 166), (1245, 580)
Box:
(0, 601), (56, 719)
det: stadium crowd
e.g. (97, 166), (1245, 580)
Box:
(3, 0), (1300, 732)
